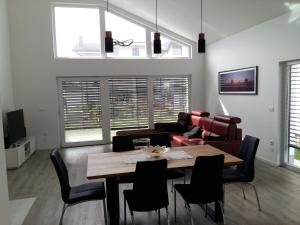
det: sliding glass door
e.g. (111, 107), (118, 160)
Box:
(58, 76), (190, 147)
(286, 62), (300, 168)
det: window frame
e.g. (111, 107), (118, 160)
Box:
(57, 75), (191, 146)
(51, 3), (192, 59)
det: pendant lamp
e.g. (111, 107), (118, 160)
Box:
(153, 0), (161, 54)
(198, 0), (206, 53)
(105, 0), (113, 52)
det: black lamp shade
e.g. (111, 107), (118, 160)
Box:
(198, 33), (206, 53)
(105, 31), (113, 53)
(153, 32), (161, 54)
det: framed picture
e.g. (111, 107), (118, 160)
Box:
(218, 66), (258, 95)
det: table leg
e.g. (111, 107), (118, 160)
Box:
(106, 177), (120, 225)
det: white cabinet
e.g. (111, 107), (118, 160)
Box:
(5, 136), (36, 169)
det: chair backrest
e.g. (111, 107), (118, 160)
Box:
(150, 132), (171, 147)
(132, 159), (169, 210)
(190, 155), (224, 202)
(112, 135), (134, 152)
(237, 135), (260, 181)
(50, 150), (71, 203)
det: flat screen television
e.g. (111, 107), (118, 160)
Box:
(7, 109), (26, 146)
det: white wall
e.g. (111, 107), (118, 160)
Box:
(7, 0), (205, 150)
(0, 0), (12, 223)
(205, 10), (300, 165)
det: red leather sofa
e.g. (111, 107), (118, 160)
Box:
(155, 110), (242, 156)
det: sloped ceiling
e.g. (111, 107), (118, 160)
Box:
(109, 0), (300, 43)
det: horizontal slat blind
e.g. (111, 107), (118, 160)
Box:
(109, 78), (148, 130)
(153, 77), (190, 123)
(289, 64), (300, 148)
(62, 81), (102, 130)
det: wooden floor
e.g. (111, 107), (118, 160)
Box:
(7, 146), (300, 225)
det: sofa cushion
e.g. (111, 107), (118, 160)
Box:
(199, 117), (213, 131)
(214, 115), (241, 124)
(202, 131), (226, 141)
(177, 112), (190, 131)
(172, 135), (188, 144)
(191, 110), (210, 117)
(181, 138), (202, 146)
(184, 126), (201, 138)
(211, 120), (230, 137)
(190, 115), (201, 126)
(178, 112), (190, 120)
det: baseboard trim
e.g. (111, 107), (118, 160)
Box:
(256, 156), (280, 167)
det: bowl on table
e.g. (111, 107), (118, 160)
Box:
(143, 145), (169, 158)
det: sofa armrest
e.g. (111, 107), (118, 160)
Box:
(154, 122), (185, 132)
(201, 140), (241, 156)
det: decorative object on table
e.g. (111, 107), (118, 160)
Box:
(198, 0), (206, 53)
(143, 145), (169, 158)
(219, 66), (258, 95)
(153, 0), (161, 54)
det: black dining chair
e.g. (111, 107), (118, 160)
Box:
(150, 132), (186, 191)
(123, 159), (169, 225)
(113, 135), (135, 152)
(174, 155), (225, 225)
(50, 150), (107, 225)
(113, 135), (135, 184)
(222, 135), (261, 211)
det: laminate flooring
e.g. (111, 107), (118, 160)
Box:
(7, 146), (300, 225)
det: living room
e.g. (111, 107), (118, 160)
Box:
(1, 0), (300, 225)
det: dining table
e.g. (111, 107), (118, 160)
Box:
(87, 144), (243, 225)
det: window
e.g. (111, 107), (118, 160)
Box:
(105, 12), (146, 58)
(132, 48), (140, 56)
(52, 4), (192, 59)
(153, 77), (190, 123)
(54, 7), (101, 58)
(60, 80), (103, 144)
(151, 33), (190, 58)
(287, 63), (300, 168)
(58, 75), (190, 146)
(109, 78), (148, 134)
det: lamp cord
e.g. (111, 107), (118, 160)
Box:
(156, 0), (158, 32)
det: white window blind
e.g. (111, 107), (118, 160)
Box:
(153, 77), (190, 123)
(62, 81), (102, 130)
(109, 78), (148, 130)
(288, 64), (300, 149)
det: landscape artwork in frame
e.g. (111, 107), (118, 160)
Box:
(218, 66), (258, 95)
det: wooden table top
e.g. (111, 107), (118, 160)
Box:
(87, 145), (243, 180)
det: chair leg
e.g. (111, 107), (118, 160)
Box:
(241, 183), (247, 200)
(186, 203), (194, 225)
(130, 211), (135, 225)
(217, 200), (226, 225)
(223, 184), (226, 213)
(158, 209), (161, 225)
(59, 203), (68, 225)
(124, 198), (127, 225)
(249, 183), (262, 211)
(174, 189), (177, 222)
(166, 207), (170, 225)
(171, 179), (174, 192)
(103, 199), (108, 225)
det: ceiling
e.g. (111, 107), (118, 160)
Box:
(109, 0), (300, 43)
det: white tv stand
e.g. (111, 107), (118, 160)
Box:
(5, 136), (36, 169)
